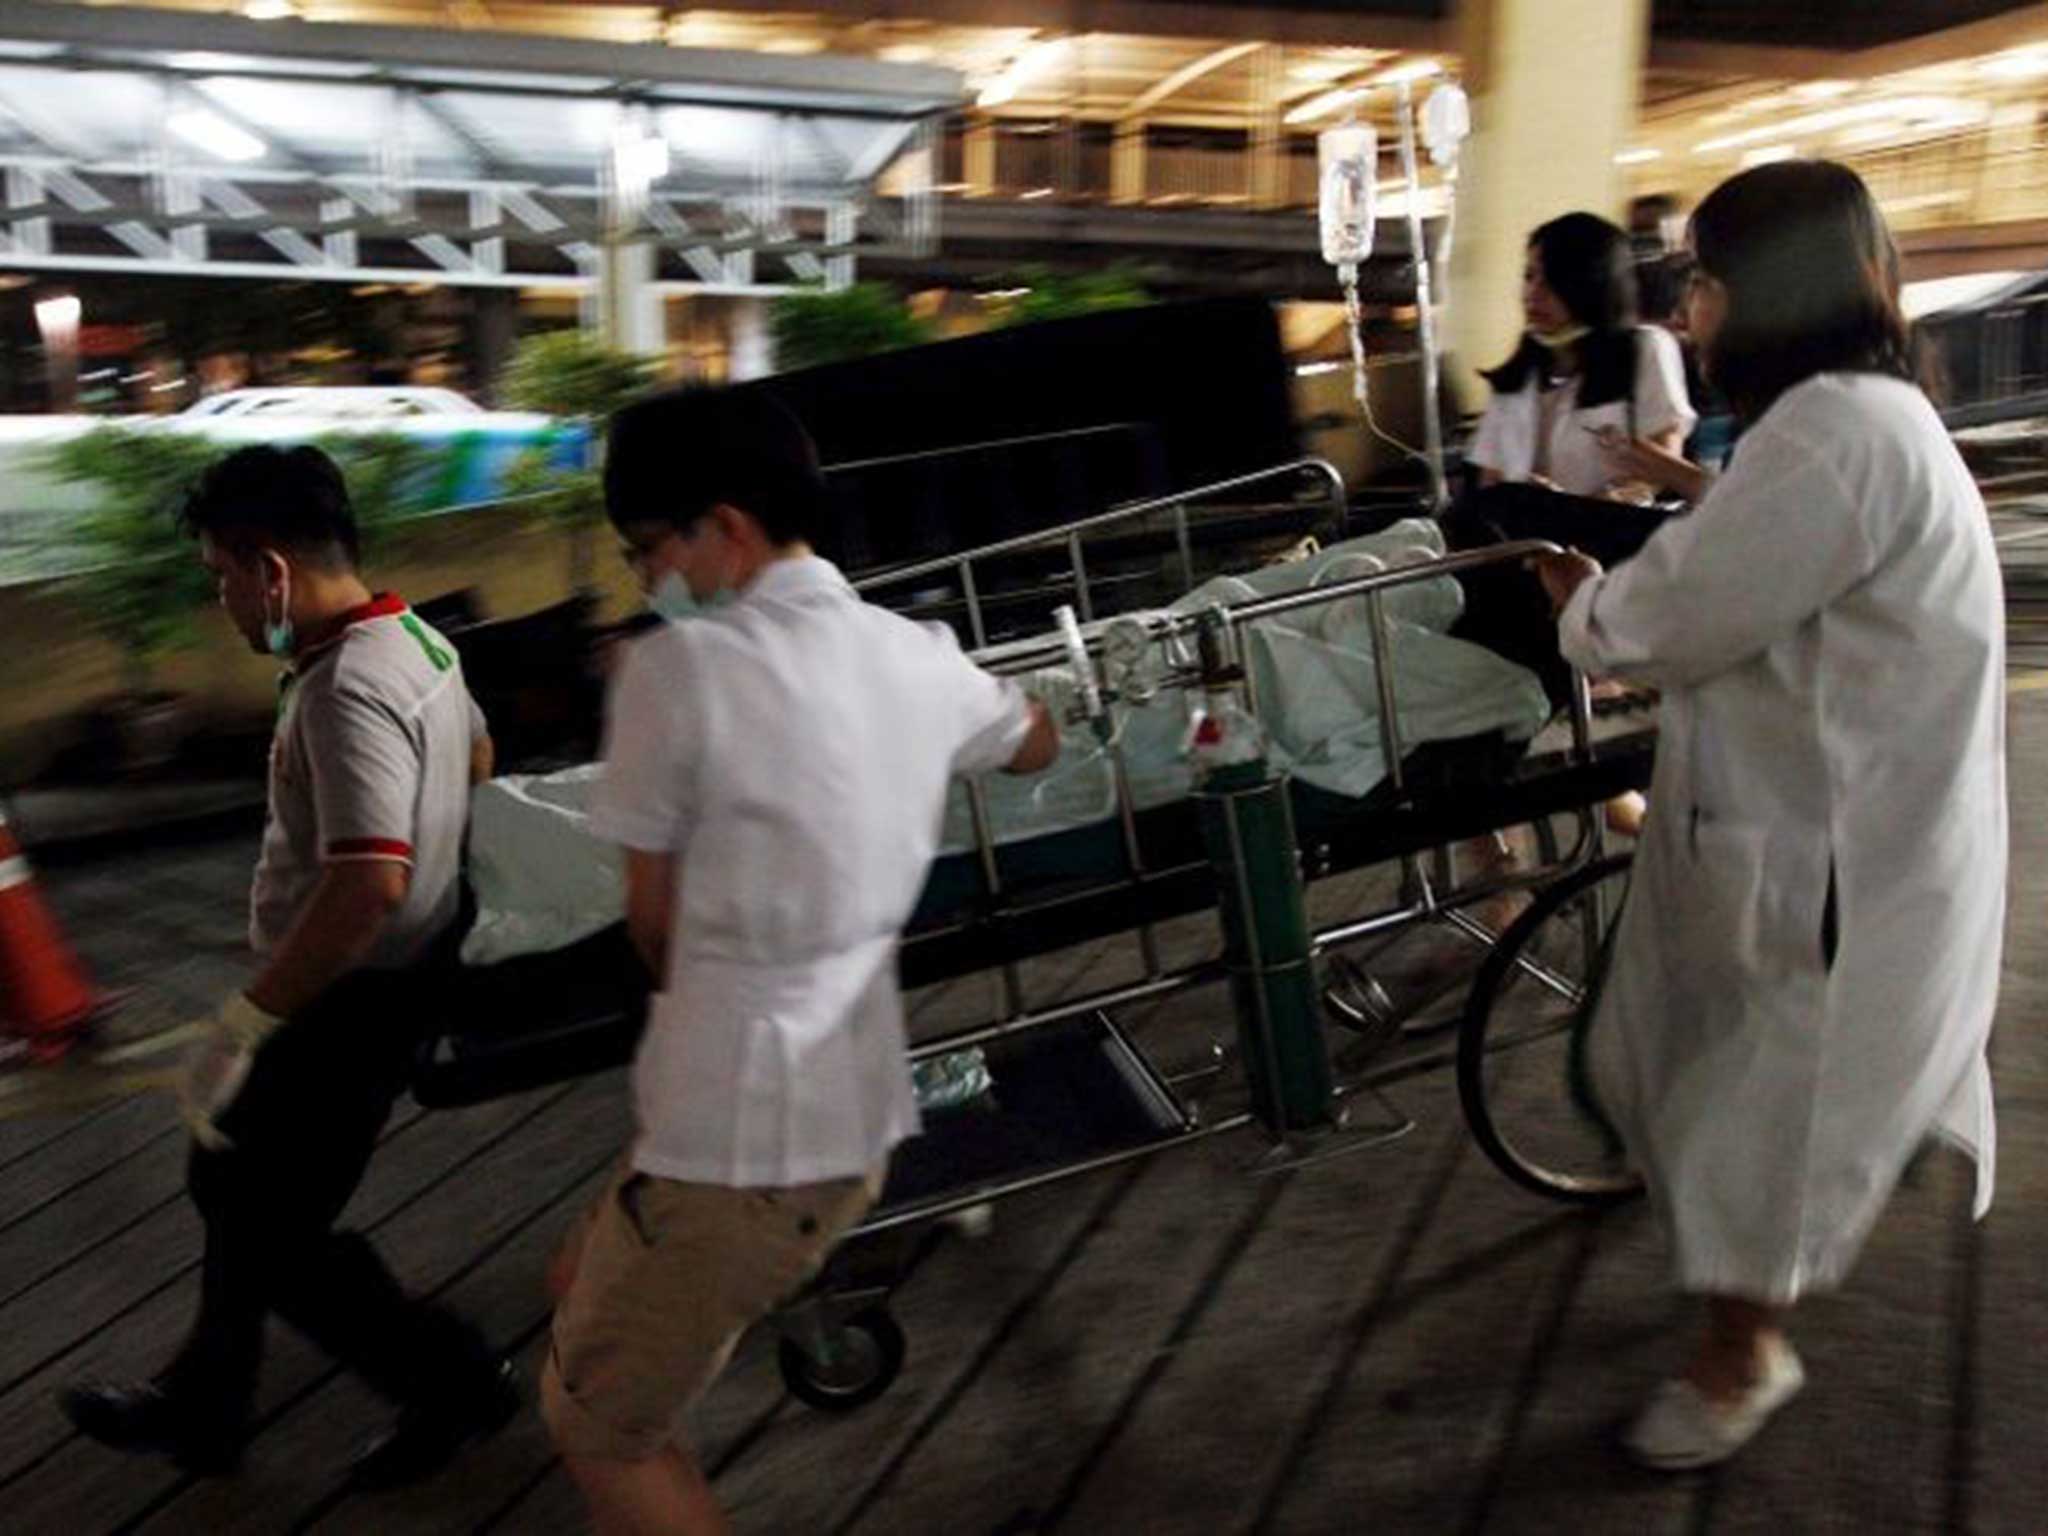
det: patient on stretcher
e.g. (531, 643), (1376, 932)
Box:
(462, 520), (1551, 969)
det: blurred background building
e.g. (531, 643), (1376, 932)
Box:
(0, 0), (2040, 405)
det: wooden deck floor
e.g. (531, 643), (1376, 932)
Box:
(5, 687), (2045, 1534)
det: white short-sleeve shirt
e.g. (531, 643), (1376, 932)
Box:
(252, 594), (485, 970)
(1469, 325), (1698, 499)
(590, 555), (1036, 1187)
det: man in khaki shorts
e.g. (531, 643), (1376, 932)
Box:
(545, 388), (1058, 1534)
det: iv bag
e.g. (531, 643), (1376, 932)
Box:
(1317, 123), (1377, 267)
(1421, 82), (1471, 169)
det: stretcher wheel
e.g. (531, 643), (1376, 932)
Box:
(1456, 854), (1644, 1206)
(779, 1307), (905, 1412)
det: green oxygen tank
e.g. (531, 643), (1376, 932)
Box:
(1186, 609), (1336, 1135)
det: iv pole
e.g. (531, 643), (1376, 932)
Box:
(1395, 78), (1449, 513)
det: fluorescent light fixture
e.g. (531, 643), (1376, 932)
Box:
(34, 294), (79, 338)
(1372, 59), (1442, 87)
(1285, 58), (1441, 124)
(1018, 186), (1055, 200)
(1693, 95), (1982, 155)
(879, 44), (935, 64)
(760, 36), (826, 56)
(1613, 147), (1663, 165)
(1295, 360), (1345, 377)
(1285, 87), (1366, 126)
(613, 128), (669, 189)
(168, 109), (266, 162)
(1739, 143), (1797, 167)
(978, 37), (1069, 108)
(1980, 47), (2048, 80)
(980, 286), (1032, 300)
(244, 0), (298, 17)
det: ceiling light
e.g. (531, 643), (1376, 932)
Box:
(1613, 147), (1662, 165)
(760, 37), (826, 56)
(1740, 143), (1797, 167)
(1980, 47), (2048, 80)
(1285, 87), (1366, 126)
(1693, 95), (1982, 155)
(1372, 59), (1442, 87)
(1019, 187), (1055, 200)
(978, 37), (1069, 109)
(243, 0), (298, 18)
(34, 295), (80, 342)
(1790, 79), (1857, 101)
(168, 109), (266, 162)
(879, 44), (935, 64)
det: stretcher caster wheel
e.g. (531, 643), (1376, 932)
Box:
(779, 1307), (905, 1412)
(1457, 853), (1644, 1206)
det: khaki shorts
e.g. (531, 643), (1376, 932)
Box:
(541, 1162), (880, 1460)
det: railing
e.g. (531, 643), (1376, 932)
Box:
(852, 455), (1349, 646)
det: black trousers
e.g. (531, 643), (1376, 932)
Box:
(163, 965), (494, 1426)
(1441, 483), (1684, 709)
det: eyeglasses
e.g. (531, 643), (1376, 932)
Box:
(619, 531), (677, 571)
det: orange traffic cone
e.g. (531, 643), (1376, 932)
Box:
(0, 810), (95, 1060)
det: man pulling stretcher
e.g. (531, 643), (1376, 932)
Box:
(7, 445), (515, 1487)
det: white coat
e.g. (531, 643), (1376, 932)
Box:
(1559, 372), (2006, 1302)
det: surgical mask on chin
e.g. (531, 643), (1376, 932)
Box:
(1530, 322), (1592, 351)
(649, 570), (735, 622)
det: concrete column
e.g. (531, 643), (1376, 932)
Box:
(1445, 0), (1649, 406)
(963, 119), (998, 197)
(1248, 44), (1286, 211)
(595, 239), (663, 355)
(1111, 119), (1146, 205)
(729, 297), (773, 381)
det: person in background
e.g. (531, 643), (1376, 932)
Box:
(60, 445), (515, 1487)
(1469, 212), (1696, 504)
(544, 388), (1059, 1535)
(1459, 212), (1697, 872)
(1532, 158), (2005, 1470)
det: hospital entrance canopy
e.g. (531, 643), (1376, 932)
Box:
(0, 0), (961, 291)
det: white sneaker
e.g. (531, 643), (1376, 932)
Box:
(1622, 1338), (1805, 1471)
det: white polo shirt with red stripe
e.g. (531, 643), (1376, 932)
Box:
(250, 593), (484, 971)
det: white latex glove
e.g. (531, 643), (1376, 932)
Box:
(177, 993), (284, 1151)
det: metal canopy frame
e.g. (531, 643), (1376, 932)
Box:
(0, 0), (959, 289)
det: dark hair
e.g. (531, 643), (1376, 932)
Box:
(1482, 212), (1641, 408)
(1689, 159), (1917, 423)
(605, 387), (825, 547)
(1635, 250), (1696, 327)
(178, 444), (358, 567)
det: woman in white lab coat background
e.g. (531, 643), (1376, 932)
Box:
(1533, 159), (2006, 1470)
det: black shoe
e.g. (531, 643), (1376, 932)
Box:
(59, 1379), (243, 1476)
(345, 1360), (521, 1491)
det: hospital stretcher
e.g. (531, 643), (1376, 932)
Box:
(415, 461), (1655, 1409)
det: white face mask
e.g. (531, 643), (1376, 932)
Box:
(650, 570), (700, 621)
(262, 560), (294, 656)
(649, 569), (736, 622)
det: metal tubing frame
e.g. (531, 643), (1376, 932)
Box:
(851, 456), (1349, 596)
(897, 530), (1611, 1076)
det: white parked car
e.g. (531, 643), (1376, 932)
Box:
(180, 386), (486, 420)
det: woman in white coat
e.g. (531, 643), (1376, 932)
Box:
(1533, 159), (2006, 1470)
